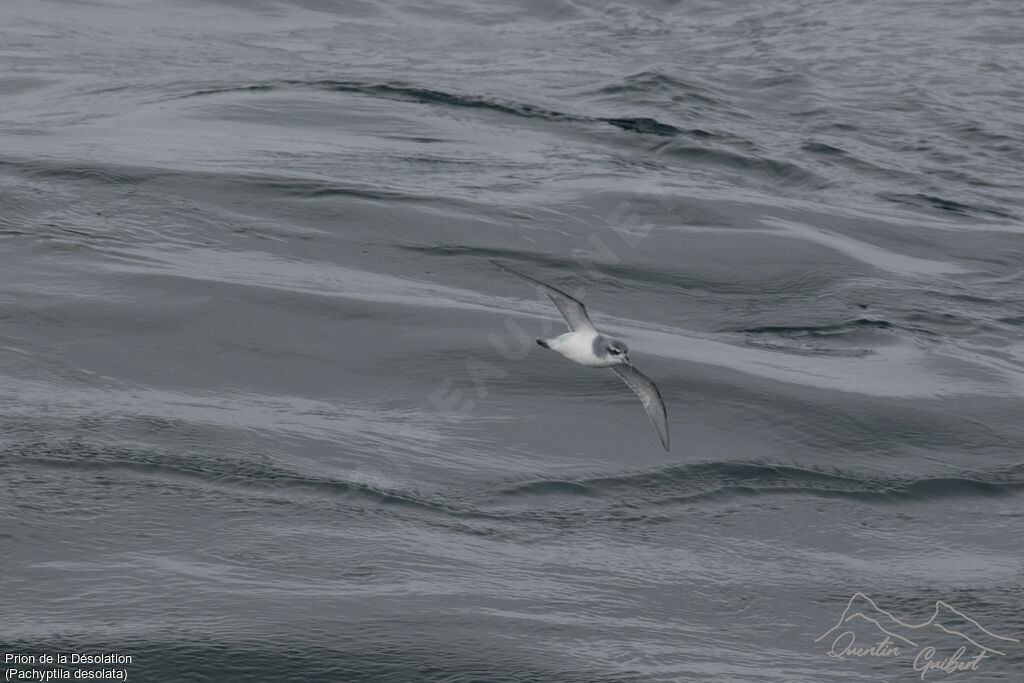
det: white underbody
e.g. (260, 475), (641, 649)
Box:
(545, 331), (616, 367)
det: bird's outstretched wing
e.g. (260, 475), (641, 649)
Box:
(490, 260), (596, 334)
(611, 364), (670, 451)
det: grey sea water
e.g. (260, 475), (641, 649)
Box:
(2, 1), (1023, 681)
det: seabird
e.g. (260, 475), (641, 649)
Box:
(492, 260), (670, 451)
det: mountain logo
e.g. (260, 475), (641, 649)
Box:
(815, 592), (1019, 678)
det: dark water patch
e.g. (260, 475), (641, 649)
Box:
(604, 117), (681, 136)
(491, 479), (596, 497)
(187, 83), (276, 98)
(925, 166), (1000, 188)
(660, 143), (824, 188)
(181, 79), (686, 139)
(801, 141), (847, 155)
(825, 122), (860, 133)
(735, 317), (939, 353)
(950, 122), (1018, 150)
(879, 192), (1017, 219)
(901, 309), (989, 334)
(0, 158), (162, 188)
(594, 70), (720, 106)
(202, 170), (448, 204)
(740, 319), (899, 336)
(318, 80), (577, 123)
(245, 176), (415, 201)
(3, 441), (449, 516)
(750, 73), (813, 90)
(739, 342), (872, 358)
(0, 637), (623, 683)
(0, 156), (435, 205)
(905, 193), (978, 214)
(401, 244), (540, 269)
(487, 462), (1024, 508)
(796, 138), (916, 187)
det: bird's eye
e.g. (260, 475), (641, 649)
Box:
(609, 348), (620, 355)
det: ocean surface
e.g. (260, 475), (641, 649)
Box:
(2, 1), (1023, 681)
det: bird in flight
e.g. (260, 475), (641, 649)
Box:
(492, 260), (669, 451)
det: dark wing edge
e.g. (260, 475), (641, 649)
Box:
(489, 259), (596, 333)
(611, 364), (670, 451)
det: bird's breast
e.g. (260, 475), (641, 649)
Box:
(549, 332), (613, 367)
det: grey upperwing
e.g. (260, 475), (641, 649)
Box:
(490, 260), (597, 334)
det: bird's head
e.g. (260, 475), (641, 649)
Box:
(606, 339), (631, 366)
